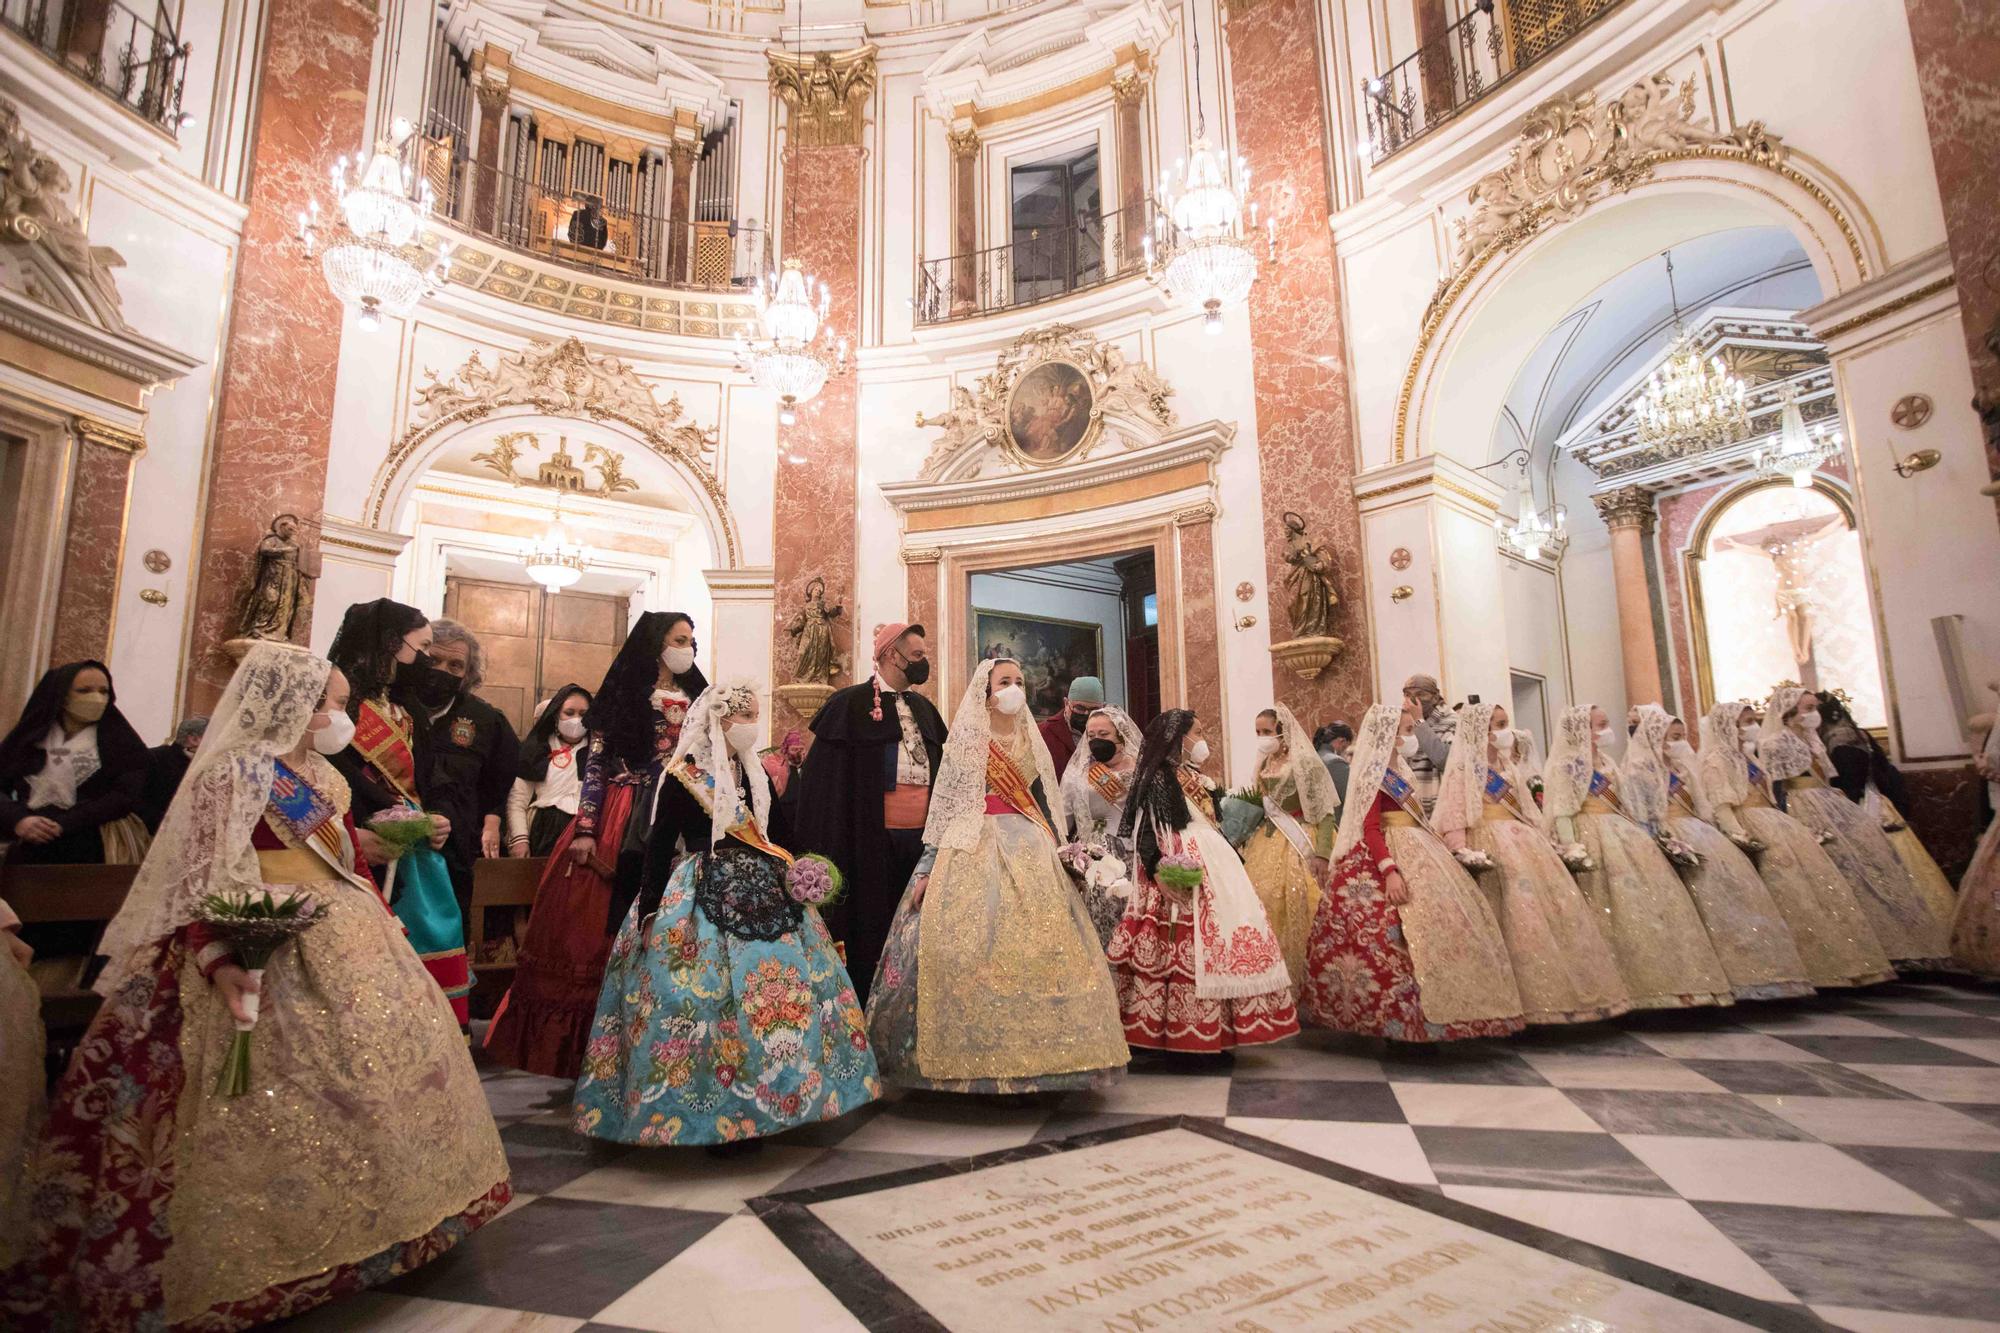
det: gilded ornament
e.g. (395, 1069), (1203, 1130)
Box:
(768, 46), (877, 149)
(1388, 546), (1412, 571)
(1234, 581), (1255, 602)
(1591, 486), (1656, 532)
(1890, 394), (1932, 430)
(143, 549), (172, 574)
(471, 432), (643, 498)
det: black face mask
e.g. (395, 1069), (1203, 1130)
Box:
(1627, 722), (1638, 737)
(1088, 738), (1117, 763)
(900, 658), (931, 686)
(1069, 709), (1088, 733)
(417, 665), (463, 710)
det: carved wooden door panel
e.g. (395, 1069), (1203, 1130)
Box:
(443, 577), (629, 734)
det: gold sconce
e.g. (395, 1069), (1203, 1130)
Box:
(1889, 446), (1941, 478)
(1390, 585), (1414, 603)
(1235, 614), (1258, 630)
(140, 589), (169, 606)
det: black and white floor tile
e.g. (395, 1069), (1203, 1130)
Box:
(278, 978), (2000, 1331)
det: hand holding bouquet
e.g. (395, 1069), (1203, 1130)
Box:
(194, 889), (329, 1096)
(1655, 833), (1702, 868)
(1558, 842), (1595, 873)
(367, 805), (436, 901)
(1155, 849), (1205, 892)
(786, 853), (846, 909)
(1083, 851), (1133, 903)
(1815, 829), (1836, 846)
(1452, 847), (1495, 873)
(1728, 833), (1766, 854)
(1057, 840), (1096, 877)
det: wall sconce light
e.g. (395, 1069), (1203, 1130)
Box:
(1391, 585), (1414, 603)
(1234, 614), (1258, 630)
(140, 589), (169, 606)
(1890, 447), (1941, 478)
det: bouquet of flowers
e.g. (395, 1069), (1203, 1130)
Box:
(1217, 793), (1264, 848)
(1655, 832), (1702, 868)
(1453, 847), (1496, 873)
(193, 889), (329, 1096)
(1155, 849), (1205, 892)
(786, 853), (846, 909)
(1558, 843), (1595, 873)
(1060, 840), (1133, 902)
(1528, 777), (1546, 807)
(1814, 829), (1836, 846)
(1728, 833), (1767, 854)
(1057, 840), (1096, 876)
(368, 804), (437, 902)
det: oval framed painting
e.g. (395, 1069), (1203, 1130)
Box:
(1004, 359), (1097, 466)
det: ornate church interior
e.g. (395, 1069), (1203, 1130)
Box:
(2, 0), (1998, 1328)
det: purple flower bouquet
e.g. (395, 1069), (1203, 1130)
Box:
(786, 853), (846, 909)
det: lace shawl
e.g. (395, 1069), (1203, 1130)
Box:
(1758, 685), (1821, 782)
(1699, 700), (1756, 807)
(1434, 701), (1496, 841)
(924, 659), (1067, 851)
(96, 643), (331, 995)
(1275, 702), (1340, 825)
(1541, 704), (1597, 825)
(1330, 703), (1405, 863)
(1617, 704), (1678, 830)
(667, 682), (770, 849)
(1059, 706), (1141, 837)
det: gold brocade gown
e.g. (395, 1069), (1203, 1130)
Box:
(1664, 791), (1814, 1000)
(1240, 770), (1330, 987)
(1724, 784), (1896, 988)
(1951, 813), (2000, 978)
(1781, 775), (1951, 966)
(1878, 797), (1961, 928)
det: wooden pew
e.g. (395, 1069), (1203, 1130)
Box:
(468, 856), (545, 1014)
(3, 861), (139, 1050)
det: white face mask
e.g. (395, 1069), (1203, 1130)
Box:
(1593, 727), (1614, 746)
(991, 684), (1027, 715)
(1667, 739), (1695, 761)
(1397, 734), (1420, 759)
(1795, 711), (1821, 731)
(1254, 734), (1281, 756)
(661, 644), (696, 676)
(1739, 723), (1760, 741)
(309, 709), (355, 756)
(556, 716), (586, 742)
(725, 720), (759, 753)
(1186, 739), (1210, 766)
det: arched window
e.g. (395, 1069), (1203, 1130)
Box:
(1687, 480), (1885, 726)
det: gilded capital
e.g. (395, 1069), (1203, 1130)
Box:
(1592, 486), (1656, 532)
(946, 126), (980, 160)
(769, 45), (878, 149)
(1111, 72), (1148, 107)
(474, 73), (510, 114)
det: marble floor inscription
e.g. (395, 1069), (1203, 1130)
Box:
(764, 1121), (1810, 1332)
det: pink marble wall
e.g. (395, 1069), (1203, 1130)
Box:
(1902, 0), (2000, 497)
(1178, 515), (1225, 777)
(905, 556), (940, 711)
(186, 0), (376, 712)
(1227, 0), (1375, 728)
(49, 439), (135, 668)
(770, 144), (863, 729)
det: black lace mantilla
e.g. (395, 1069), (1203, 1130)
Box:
(695, 844), (801, 942)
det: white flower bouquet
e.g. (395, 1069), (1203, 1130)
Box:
(1558, 843), (1596, 873)
(1453, 847), (1495, 873)
(1655, 833), (1702, 868)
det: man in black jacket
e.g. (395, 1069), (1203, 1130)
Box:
(136, 715), (207, 833)
(421, 619), (521, 933)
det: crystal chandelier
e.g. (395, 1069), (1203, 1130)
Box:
(735, 258), (848, 426)
(296, 116), (453, 332)
(1753, 386), (1843, 488)
(523, 501), (588, 592)
(1143, 5), (1270, 333)
(1488, 449), (1568, 562)
(1633, 252), (1748, 455)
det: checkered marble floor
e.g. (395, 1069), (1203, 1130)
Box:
(278, 978), (2000, 1332)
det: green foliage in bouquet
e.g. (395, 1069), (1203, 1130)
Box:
(193, 889), (329, 1096)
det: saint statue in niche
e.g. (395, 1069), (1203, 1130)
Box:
(786, 576), (844, 684)
(238, 513), (320, 642)
(1280, 510), (1339, 640)
(1006, 360), (1094, 464)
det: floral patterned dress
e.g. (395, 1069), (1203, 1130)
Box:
(572, 756), (879, 1146)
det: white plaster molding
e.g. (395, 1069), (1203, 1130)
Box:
(318, 515), (414, 569)
(1797, 244), (1957, 358)
(0, 41), (182, 175)
(0, 286), (199, 408)
(881, 418), (1233, 516)
(1353, 454), (1506, 518)
(920, 0), (1171, 122)
(704, 565), (775, 598)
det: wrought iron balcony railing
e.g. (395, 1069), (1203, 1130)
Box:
(1360, 0), (1626, 166)
(1, 0), (189, 137)
(915, 202), (1150, 326)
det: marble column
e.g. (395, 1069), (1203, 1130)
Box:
(185, 0), (376, 711)
(472, 72), (509, 234)
(769, 143), (864, 729)
(947, 126), (979, 317)
(49, 431), (140, 667)
(1225, 0), (1375, 726)
(666, 138), (698, 283)
(1174, 505), (1225, 765)
(1900, 0), (2000, 491)
(1112, 73), (1146, 269)
(1594, 487), (1666, 708)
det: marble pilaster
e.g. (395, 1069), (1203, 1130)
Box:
(185, 0), (376, 711)
(1112, 75), (1146, 269)
(667, 139), (698, 282)
(49, 435), (139, 667)
(1225, 0), (1374, 725)
(1174, 505), (1225, 773)
(472, 72), (508, 234)
(901, 548), (941, 711)
(1593, 486), (1666, 708)
(947, 126), (979, 318)
(769, 144), (863, 730)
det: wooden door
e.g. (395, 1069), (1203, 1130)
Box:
(444, 577), (629, 734)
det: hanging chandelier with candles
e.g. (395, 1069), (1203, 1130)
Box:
(735, 258), (848, 426)
(1633, 251), (1749, 456)
(1487, 448), (1569, 562)
(523, 500), (589, 592)
(1144, 4), (1271, 333)
(296, 116), (454, 333)
(1753, 385), (1843, 488)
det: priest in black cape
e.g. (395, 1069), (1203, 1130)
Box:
(788, 622), (945, 1004)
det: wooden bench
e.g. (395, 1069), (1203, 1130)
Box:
(468, 856), (545, 1013)
(3, 861), (138, 1046)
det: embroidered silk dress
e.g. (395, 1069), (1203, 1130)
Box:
(486, 692), (686, 1079)
(1239, 770), (1332, 987)
(1302, 770), (1525, 1041)
(1562, 767), (1734, 1010)
(1068, 759), (1137, 947)
(868, 729), (1128, 1092)
(1951, 811), (2000, 978)
(573, 751), (877, 1146)
(1876, 795), (1961, 929)
(4, 753), (508, 1332)
(1779, 772), (1951, 967)
(1662, 773), (1814, 1000)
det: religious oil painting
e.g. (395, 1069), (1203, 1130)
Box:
(1005, 359), (1095, 464)
(973, 609), (1104, 720)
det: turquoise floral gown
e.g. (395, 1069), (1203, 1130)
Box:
(572, 752), (880, 1146)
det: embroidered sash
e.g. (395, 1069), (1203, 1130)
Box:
(1666, 772), (1702, 820)
(986, 741), (1056, 843)
(1086, 762), (1129, 806)
(1177, 764), (1217, 821)
(1585, 768), (1627, 816)
(265, 760), (379, 901)
(1483, 768), (1539, 827)
(352, 698), (421, 805)
(1260, 778), (1317, 864)
(1379, 767), (1430, 829)
(669, 757), (794, 865)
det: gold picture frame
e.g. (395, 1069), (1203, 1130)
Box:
(1002, 358), (1101, 468)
